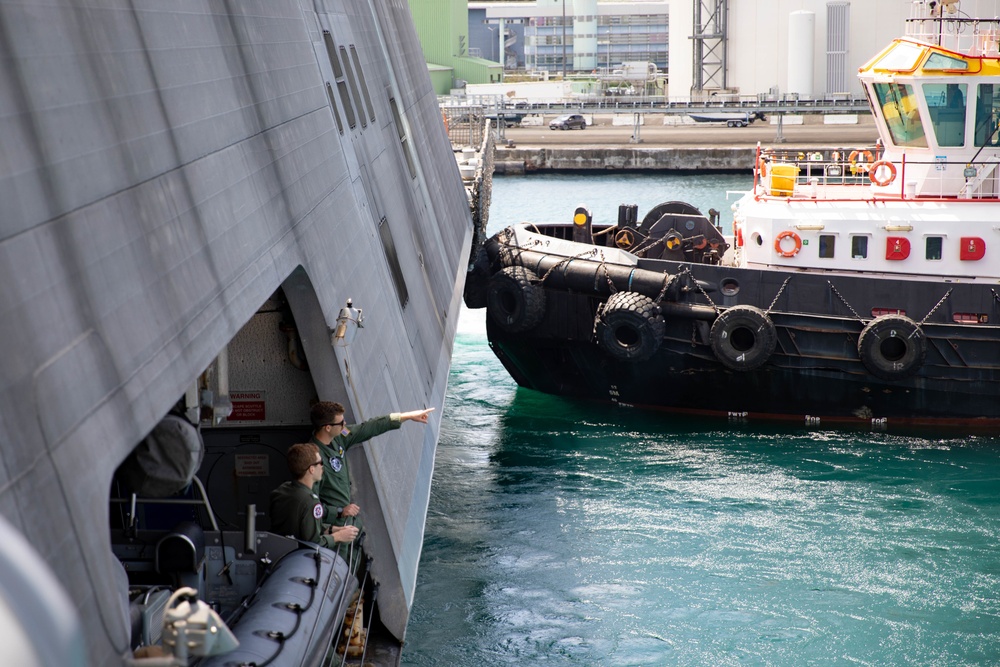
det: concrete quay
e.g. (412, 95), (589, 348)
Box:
(495, 114), (880, 173)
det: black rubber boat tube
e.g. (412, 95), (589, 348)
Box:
(487, 240), (718, 321)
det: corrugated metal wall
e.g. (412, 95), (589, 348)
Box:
(409, 0), (501, 93)
(826, 1), (850, 94)
(409, 0), (460, 64)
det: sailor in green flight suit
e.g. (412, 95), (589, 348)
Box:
(308, 401), (434, 538)
(269, 442), (360, 550)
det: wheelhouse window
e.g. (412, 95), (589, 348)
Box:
(924, 83), (966, 147)
(924, 52), (969, 71)
(926, 236), (943, 260)
(872, 41), (924, 71)
(873, 82), (928, 147)
(975, 84), (1000, 147)
(851, 235), (868, 259)
(819, 234), (836, 258)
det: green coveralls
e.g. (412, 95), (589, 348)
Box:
(268, 480), (340, 550)
(309, 413), (402, 533)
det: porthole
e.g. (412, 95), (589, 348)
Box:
(720, 278), (740, 296)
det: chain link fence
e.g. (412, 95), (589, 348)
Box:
(442, 105), (486, 149)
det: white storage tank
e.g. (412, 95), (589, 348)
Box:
(788, 10), (815, 98)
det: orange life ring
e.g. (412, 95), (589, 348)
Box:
(774, 230), (802, 257)
(848, 149), (874, 174)
(442, 111), (449, 134)
(869, 160), (897, 187)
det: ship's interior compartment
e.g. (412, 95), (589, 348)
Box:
(108, 285), (394, 663)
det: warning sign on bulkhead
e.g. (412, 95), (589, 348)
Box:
(229, 390), (266, 421)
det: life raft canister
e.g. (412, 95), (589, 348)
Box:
(857, 314), (926, 381)
(774, 230), (802, 257)
(596, 291), (665, 362)
(486, 266), (546, 332)
(709, 305), (777, 371)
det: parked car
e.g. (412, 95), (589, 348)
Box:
(549, 114), (587, 130)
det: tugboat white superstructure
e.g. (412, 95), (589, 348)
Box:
(472, 0), (1000, 433)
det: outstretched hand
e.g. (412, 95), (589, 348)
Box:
(400, 407), (435, 424)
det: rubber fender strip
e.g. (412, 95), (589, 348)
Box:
(560, 257), (572, 282)
(628, 269), (636, 291)
(531, 254), (550, 278)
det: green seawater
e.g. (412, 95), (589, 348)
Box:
(402, 174), (1000, 666)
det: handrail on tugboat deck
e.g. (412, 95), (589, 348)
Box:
(905, 15), (1000, 56)
(751, 143), (1000, 202)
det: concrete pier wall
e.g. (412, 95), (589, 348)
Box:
(495, 147), (754, 172)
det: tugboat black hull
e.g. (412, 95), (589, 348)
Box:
(477, 226), (1000, 433)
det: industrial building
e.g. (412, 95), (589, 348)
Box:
(461, 1), (984, 102)
(672, 0), (911, 101)
(469, 1), (668, 74)
(409, 0), (502, 94)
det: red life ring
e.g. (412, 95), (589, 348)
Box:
(774, 230), (802, 257)
(869, 160), (897, 187)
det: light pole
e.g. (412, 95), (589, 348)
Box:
(562, 0), (567, 78)
(485, 25), (497, 62)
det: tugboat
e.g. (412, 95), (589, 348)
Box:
(470, 0), (1000, 433)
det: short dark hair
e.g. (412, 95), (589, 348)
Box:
(310, 401), (345, 430)
(287, 443), (320, 478)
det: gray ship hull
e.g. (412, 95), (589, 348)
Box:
(0, 0), (472, 664)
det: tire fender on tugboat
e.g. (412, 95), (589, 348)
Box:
(487, 266), (546, 332)
(709, 305), (777, 371)
(596, 291), (665, 362)
(857, 314), (926, 380)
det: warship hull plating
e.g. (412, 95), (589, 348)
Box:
(0, 0), (473, 664)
